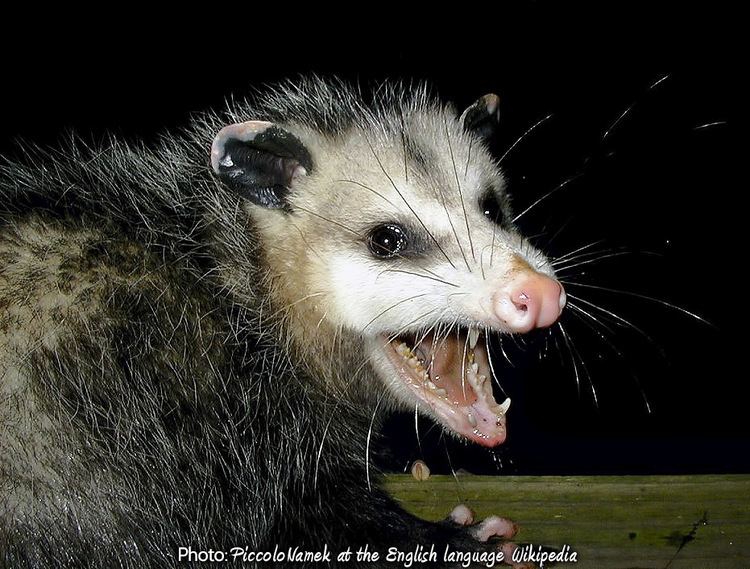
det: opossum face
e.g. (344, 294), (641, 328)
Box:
(211, 93), (566, 447)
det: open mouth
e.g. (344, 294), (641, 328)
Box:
(380, 328), (510, 447)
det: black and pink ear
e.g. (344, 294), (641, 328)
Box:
(460, 94), (500, 140)
(210, 121), (313, 209)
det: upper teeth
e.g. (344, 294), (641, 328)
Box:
(395, 341), (448, 400)
(469, 327), (479, 349)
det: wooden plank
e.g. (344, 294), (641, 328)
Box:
(384, 474), (750, 568)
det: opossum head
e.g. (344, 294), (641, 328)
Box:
(210, 81), (565, 447)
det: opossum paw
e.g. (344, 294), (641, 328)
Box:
(444, 506), (534, 568)
(445, 505), (518, 540)
(446, 504), (475, 526)
(470, 515), (518, 542)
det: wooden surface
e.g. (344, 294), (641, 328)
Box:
(384, 474), (750, 568)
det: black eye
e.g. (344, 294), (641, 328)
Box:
(480, 190), (504, 225)
(367, 224), (407, 258)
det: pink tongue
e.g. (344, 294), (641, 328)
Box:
(417, 334), (478, 406)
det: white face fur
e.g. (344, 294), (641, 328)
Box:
(218, 101), (565, 448)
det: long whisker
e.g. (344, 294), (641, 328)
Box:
(565, 323), (597, 407)
(366, 390), (387, 492)
(556, 322), (580, 398)
(566, 306), (653, 414)
(649, 73), (671, 90)
(693, 121), (727, 131)
(314, 397), (344, 490)
(558, 321), (597, 405)
(552, 239), (607, 264)
(427, 133), (471, 272)
(567, 301), (615, 335)
(295, 205), (359, 236)
(479, 245), (490, 280)
(385, 308), (446, 345)
(328, 323), (342, 376)
(603, 73), (670, 140)
(489, 208), (500, 268)
(555, 251), (635, 273)
(379, 268), (460, 288)
(348, 305), (443, 384)
(444, 114), (476, 262)
(365, 137), (456, 269)
(433, 318), (457, 368)
(512, 174), (583, 223)
(332, 179), (399, 209)
(566, 293), (661, 351)
(385, 250), (456, 282)
(363, 293), (431, 331)
(484, 327), (509, 397)
(443, 438), (464, 500)
(553, 247), (623, 267)
(288, 218), (325, 262)
(414, 402), (422, 454)
(496, 334), (515, 368)
(602, 104), (635, 141)
(499, 113), (554, 164)
(437, 196), (471, 272)
(561, 281), (713, 327)
(407, 263), (453, 281)
(461, 328), (469, 400)
(553, 244), (663, 267)
(542, 215), (576, 249)
(414, 316), (443, 350)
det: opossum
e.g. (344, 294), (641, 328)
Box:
(0, 77), (565, 567)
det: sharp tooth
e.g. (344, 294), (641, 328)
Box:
(477, 374), (486, 386)
(498, 397), (511, 414)
(469, 327), (479, 349)
(471, 363), (479, 374)
(467, 412), (477, 427)
(435, 388), (447, 397)
(426, 381), (438, 390)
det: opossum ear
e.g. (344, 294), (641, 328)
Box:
(210, 121), (312, 209)
(460, 94), (500, 140)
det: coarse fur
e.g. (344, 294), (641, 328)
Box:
(0, 77), (554, 567)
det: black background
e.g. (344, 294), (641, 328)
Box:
(0, 5), (745, 475)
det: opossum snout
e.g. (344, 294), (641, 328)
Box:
(493, 273), (566, 333)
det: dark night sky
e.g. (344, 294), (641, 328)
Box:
(0, 6), (745, 475)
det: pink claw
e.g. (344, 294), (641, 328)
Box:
(472, 515), (519, 541)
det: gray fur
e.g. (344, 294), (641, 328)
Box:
(0, 77), (510, 568)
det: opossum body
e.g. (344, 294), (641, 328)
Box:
(0, 78), (564, 567)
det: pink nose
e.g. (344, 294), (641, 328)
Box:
(493, 272), (566, 333)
